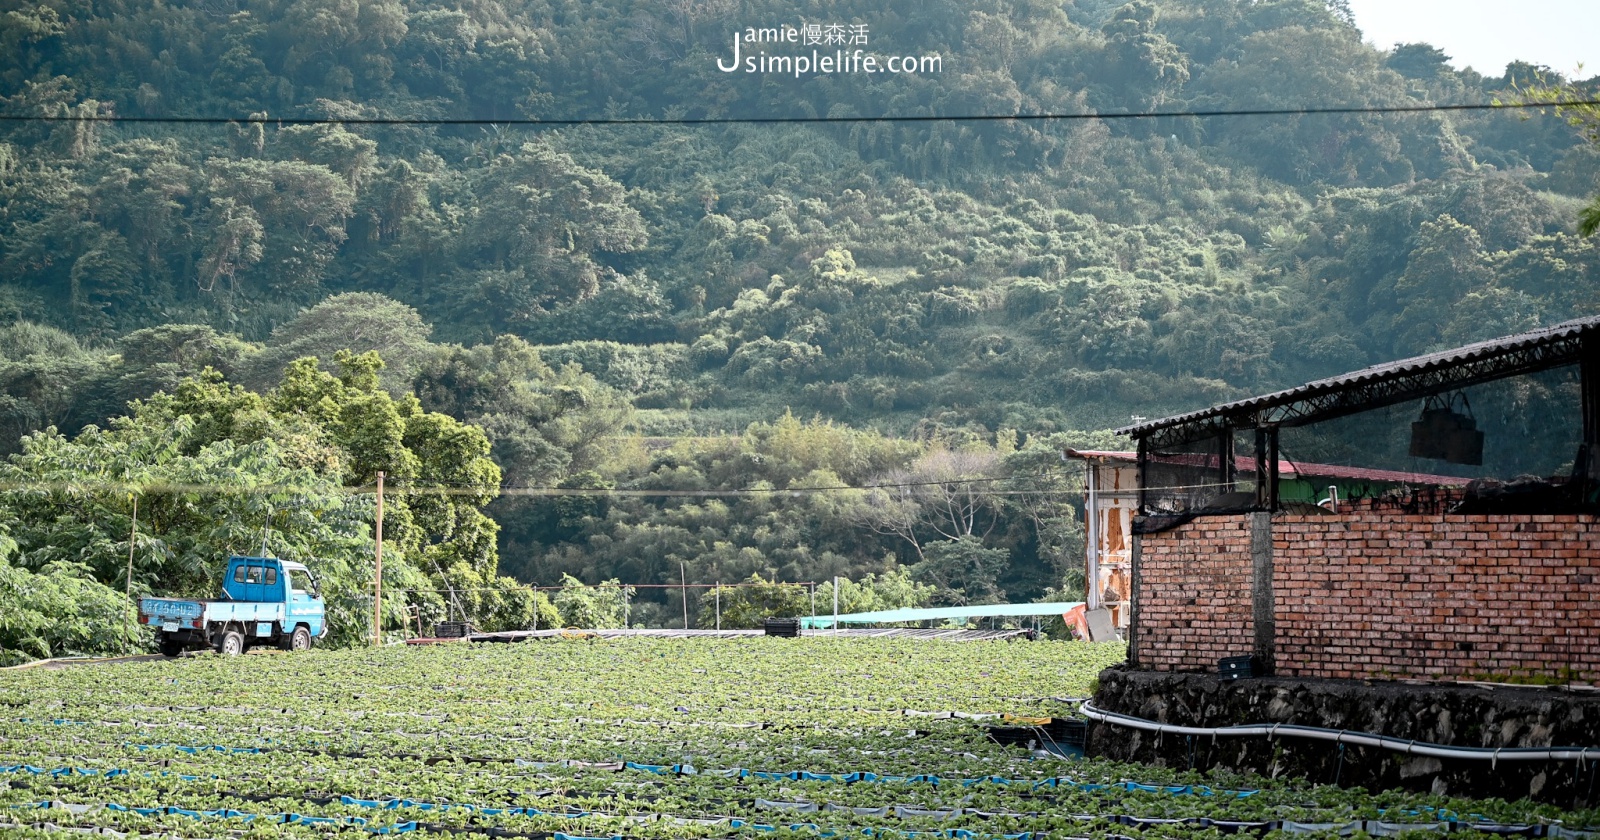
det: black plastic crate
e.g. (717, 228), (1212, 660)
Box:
(985, 718), (1086, 756)
(434, 621), (474, 639)
(1218, 655), (1259, 680)
(1055, 718), (1088, 750)
(763, 618), (802, 637)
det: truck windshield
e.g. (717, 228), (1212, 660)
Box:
(287, 570), (311, 594)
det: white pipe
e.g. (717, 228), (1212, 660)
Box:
(1079, 700), (1600, 762)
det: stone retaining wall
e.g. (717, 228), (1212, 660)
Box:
(1088, 667), (1600, 806)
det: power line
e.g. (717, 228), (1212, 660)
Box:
(0, 100), (1592, 127)
(0, 475), (1088, 499)
(405, 469), (1075, 494)
(0, 472), (1276, 498)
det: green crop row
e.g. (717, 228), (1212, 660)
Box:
(2, 637), (1596, 839)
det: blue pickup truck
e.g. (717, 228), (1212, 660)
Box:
(138, 556), (329, 657)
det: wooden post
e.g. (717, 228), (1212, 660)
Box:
(125, 495), (138, 597)
(374, 471), (385, 647)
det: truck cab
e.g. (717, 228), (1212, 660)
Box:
(139, 556), (328, 657)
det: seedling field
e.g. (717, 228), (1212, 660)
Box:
(1, 637), (1595, 838)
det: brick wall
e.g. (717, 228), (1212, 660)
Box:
(1133, 516), (1256, 671)
(1132, 501), (1600, 684)
(1273, 500), (1600, 683)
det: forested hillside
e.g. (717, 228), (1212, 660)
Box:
(1, 0), (1597, 656)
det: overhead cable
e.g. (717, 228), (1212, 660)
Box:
(0, 475), (1089, 499)
(0, 100), (1592, 127)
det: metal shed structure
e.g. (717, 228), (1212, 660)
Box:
(1115, 315), (1600, 514)
(1063, 449), (1468, 629)
(1105, 315), (1600, 686)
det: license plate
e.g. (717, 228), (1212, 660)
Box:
(161, 621), (179, 633)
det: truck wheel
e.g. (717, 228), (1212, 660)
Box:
(159, 639), (185, 658)
(279, 626), (312, 652)
(217, 630), (245, 657)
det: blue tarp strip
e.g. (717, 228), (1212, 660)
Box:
(11, 799), (1593, 838)
(0, 760), (1265, 798)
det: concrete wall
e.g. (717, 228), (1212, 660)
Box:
(1132, 500), (1600, 685)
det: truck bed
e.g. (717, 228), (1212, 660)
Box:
(139, 597), (287, 624)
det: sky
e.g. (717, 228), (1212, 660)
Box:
(1344, 0), (1599, 79)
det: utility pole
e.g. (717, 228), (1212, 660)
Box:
(832, 575), (839, 636)
(374, 471), (385, 647)
(680, 561), (689, 629)
(125, 495), (138, 597)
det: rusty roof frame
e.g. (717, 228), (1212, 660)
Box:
(1116, 315), (1600, 448)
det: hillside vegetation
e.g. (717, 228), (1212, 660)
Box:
(0, 0), (1597, 655)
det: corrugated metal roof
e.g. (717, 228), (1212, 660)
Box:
(1063, 449), (1468, 486)
(1115, 315), (1600, 440)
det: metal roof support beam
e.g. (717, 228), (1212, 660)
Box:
(1582, 334), (1599, 484)
(1136, 436), (1149, 512)
(1267, 427), (1279, 511)
(1260, 339), (1583, 427)
(1219, 425), (1236, 495)
(1253, 425), (1279, 511)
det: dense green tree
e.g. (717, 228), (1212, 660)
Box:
(0, 537), (147, 666)
(1097, 1), (1190, 111)
(911, 535), (1011, 605)
(244, 292), (435, 393)
(696, 574), (813, 629)
(1386, 43), (1452, 80)
(450, 140), (648, 337)
(0, 322), (106, 450)
(552, 574), (631, 629)
(1382, 213), (1491, 352)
